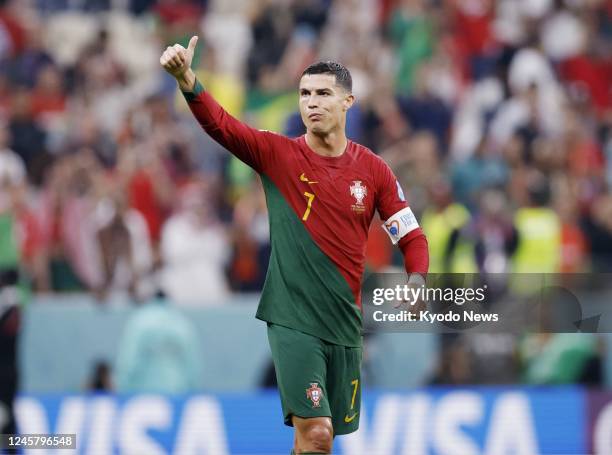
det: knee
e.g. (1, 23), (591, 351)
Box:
(303, 422), (333, 452)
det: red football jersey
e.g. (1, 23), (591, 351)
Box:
(185, 83), (422, 346)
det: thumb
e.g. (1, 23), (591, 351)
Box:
(187, 35), (199, 53)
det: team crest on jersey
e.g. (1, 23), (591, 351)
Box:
(306, 383), (323, 408)
(350, 181), (367, 213)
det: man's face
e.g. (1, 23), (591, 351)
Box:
(298, 73), (354, 135)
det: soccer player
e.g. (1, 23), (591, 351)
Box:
(160, 36), (429, 454)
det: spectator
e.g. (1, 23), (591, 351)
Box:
(9, 184), (48, 290)
(0, 270), (20, 447)
(0, 3), (26, 60)
(554, 180), (589, 273)
(421, 178), (477, 273)
(8, 23), (54, 88)
(512, 170), (561, 273)
(472, 187), (518, 274)
(37, 150), (103, 291)
(428, 338), (471, 385)
(0, 121), (26, 187)
(30, 64), (67, 128)
(582, 192), (612, 272)
(451, 137), (508, 210)
(86, 360), (113, 392)
(115, 294), (202, 393)
(8, 87), (47, 184)
(95, 182), (154, 302)
(520, 334), (602, 386)
(398, 62), (454, 151)
(388, 0), (434, 95)
(160, 180), (230, 304)
(228, 179), (269, 291)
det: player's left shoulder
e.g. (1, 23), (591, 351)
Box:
(349, 141), (385, 166)
(350, 142), (394, 182)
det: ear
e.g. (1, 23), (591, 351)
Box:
(343, 93), (355, 111)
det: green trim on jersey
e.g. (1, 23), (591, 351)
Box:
(256, 176), (362, 347)
(181, 79), (205, 102)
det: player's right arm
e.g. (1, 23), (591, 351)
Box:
(160, 36), (275, 174)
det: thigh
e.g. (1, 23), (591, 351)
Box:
(267, 323), (332, 427)
(327, 343), (362, 435)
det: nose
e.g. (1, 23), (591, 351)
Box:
(307, 95), (318, 109)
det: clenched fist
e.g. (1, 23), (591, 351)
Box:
(395, 273), (427, 318)
(160, 35), (198, 91)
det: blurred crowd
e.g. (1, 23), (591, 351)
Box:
(0, 0), (611, 304)
(0, 0), (611, 391)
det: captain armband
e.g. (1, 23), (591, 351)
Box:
(381, 207), (419, 245)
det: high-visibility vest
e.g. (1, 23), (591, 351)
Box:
(421, 203), (477, 273)
(513, 207), (561, 273)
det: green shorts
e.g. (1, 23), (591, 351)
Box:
(266, 323), (362, 436)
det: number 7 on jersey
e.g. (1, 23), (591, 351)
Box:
(302, 192), (315, 221)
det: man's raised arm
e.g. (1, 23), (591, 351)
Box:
(160, 36), (275, 174)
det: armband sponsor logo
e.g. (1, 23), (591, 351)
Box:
(382, 207), (419, 244)
(385, 220), (400, 237)
(400, 211), (417, 228)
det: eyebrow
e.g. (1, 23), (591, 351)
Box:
(300, 88), (334, 94)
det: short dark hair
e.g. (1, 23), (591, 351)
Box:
(301, 61), (352, 93)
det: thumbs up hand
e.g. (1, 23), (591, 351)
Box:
(160, 36), (199, 89)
